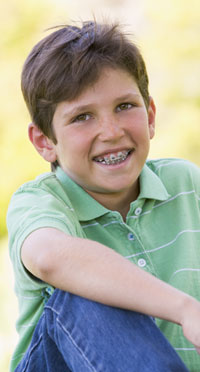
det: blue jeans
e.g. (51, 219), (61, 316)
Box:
(16, 289), (189, 371)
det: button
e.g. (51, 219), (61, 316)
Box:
(138, 258), (146, 267)
(135, 207), (142, 216)
(127, 232), (135, 241)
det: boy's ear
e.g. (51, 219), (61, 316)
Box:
(148, 97), (156, 139)
(28, 123), (57, 163)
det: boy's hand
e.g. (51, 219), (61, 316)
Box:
(181, 298), (200, 354)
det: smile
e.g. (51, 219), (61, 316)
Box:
(94, 150), (131, 165)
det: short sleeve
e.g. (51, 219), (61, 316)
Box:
(7, 182), (80, 291)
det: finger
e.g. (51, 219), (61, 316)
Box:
(195, 347), (200, 355)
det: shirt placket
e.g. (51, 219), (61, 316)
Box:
(125, 203), (158, 277)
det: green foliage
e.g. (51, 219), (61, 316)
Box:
(0, 238), (18, 371)
(0, 0), (64, 237)
(143, 0), (200, 163)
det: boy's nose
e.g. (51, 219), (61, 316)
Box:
(98, 117), (124, 141)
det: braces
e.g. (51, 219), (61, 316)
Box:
(100, 151), (129, 165)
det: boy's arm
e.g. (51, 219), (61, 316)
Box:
(22, 227), (200, 352)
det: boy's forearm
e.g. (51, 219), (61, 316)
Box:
(22, 227), (193, 324)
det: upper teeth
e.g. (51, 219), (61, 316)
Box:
(95, 151), (129, 165)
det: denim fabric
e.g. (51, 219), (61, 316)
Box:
(15, 289), (189, 372)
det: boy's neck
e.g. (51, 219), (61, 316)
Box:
(86, 185), (139, 221)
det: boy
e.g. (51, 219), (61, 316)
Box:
(7, 21), (200, 371)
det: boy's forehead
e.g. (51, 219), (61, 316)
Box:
(56, 67), (141, 115)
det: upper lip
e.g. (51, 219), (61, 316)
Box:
(93, 147), (132, 159)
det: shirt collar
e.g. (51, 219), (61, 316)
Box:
(56, 167), (109, 221)
(56, 163), (170, 221)
(138, 163), (170, 201)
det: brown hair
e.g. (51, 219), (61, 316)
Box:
(21, 21), (150, 168)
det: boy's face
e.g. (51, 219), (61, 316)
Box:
(34, 67), (155, 206)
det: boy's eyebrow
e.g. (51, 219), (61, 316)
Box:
(114, 93), (141, 102)
(62, 104), (96, 119)
(62, 93), (141, 119)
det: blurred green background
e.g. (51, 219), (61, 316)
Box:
(1, 0), (200, 370)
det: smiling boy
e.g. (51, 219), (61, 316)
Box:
(31, 66), (155, 217)
(7, 21), (200, 371)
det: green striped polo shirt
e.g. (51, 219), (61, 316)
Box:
(7, 158), (200, 371)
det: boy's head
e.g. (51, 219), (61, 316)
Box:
(23, 20), (156, 206)
(21, 20), (150, 149)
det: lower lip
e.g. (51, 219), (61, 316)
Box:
(94, 151), (133, 169)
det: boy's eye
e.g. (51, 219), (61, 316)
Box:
(116, 103), (134, 112)
(72, 113), (91, 123)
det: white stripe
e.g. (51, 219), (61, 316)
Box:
(127, 190), (196, 220)
(103, 221), (124, 228)
(154, 159), (187, 170)
(125, 229), (200, 259)
(170, 268), (200, 280)
(18, 295), (42, 300)
(153, 190), (196, 209)
(20, 323), (37, 328)
(154, 190), (195, 206)
(36, 194), (75, 211)
(82, 220), (124, 229)
(82, 222), (99, 229)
